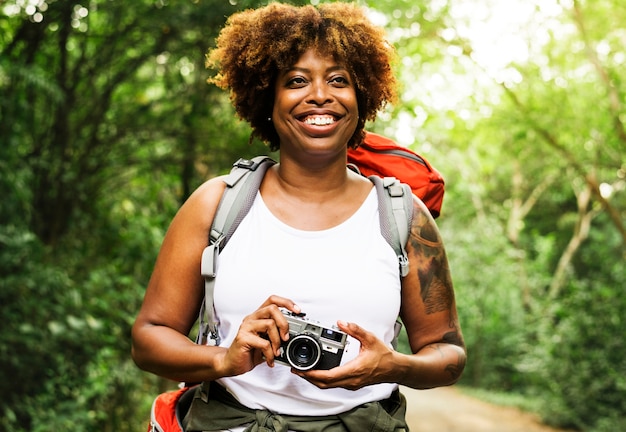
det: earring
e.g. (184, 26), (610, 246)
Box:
(267, 117), (272, 121)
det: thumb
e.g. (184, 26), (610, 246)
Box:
(337, 320), (371, 344)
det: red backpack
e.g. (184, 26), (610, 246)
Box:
(348, 131), (445, 218)
(148, 386), (196, 432)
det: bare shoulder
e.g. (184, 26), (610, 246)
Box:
(173, 175), (229, 229)
(187, 175), (229, 209)
(409, 196), (444, 247)
(156, 175), (229, 266)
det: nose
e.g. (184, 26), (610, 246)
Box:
(307, 80), (332, 105)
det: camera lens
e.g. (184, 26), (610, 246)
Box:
(286, 334), (321, 371)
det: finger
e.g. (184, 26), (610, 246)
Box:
(262, 319), (284, 357)
(254, 304), (294, 342)
(223, 333), (270, 374)
(337, 320), (370, 344)
(258, 295), (301, 315)
(237, 318), (284, 363)
(293, 367), (358, 390)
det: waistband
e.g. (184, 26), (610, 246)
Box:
(183, 381), (408, 432)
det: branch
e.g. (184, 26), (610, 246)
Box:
(507, 160), (557, 245)
(502, 86), (626, 245)
(452, 10), (625, 246)
(548, 181), (600, 300)
(571, 0), (626, 146)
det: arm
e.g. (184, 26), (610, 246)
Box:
(130, 177), (298, 383)
(131, 177), (228, 383)
(296, 196), (466, 390)
(394, 196), (466, 389)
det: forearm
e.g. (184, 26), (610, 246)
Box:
(391, 342), (466, 389)
(131, 324), (228, 383)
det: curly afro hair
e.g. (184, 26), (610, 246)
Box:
(207, 2), (397, 151)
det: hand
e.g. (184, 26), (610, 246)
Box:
(219, 296), (300, 377)
(292, 321), (396, 390)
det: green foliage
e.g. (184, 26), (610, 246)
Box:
(382, 1), (625, 430)
(0, 225), (90, 430)
(442, 216), (531, 390)
(1, 0), (625, 430)
(0, 0), (273, 429)
(528, 219), (626, 431)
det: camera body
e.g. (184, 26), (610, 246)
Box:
(275, 310), (348, 371)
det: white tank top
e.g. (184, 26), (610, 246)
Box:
(213, 188), (401, 416)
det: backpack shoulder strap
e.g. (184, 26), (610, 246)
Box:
(210, 156), (276, 249)
(369, 176), (414, 278)
(198, 156), (276, 346)
(370, 175), (414, 349)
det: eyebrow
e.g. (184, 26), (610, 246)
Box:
(286, 65), (347, 74)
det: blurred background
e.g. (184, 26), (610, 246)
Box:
(1, 0), (624, 430)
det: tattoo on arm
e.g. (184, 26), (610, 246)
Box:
(409, 205), (454, 314)
(443, 330), (464, 347)
(445, 358), (464, 381)
(426, 342), (466, 381)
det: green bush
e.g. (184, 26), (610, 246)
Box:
(535, 264), (626, 430)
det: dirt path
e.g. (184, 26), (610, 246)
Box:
(402, 386), (570, 432)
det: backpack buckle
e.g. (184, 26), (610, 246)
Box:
(233, 158), (262, 171)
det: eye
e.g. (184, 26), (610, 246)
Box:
(329, 75), (351, 87)
(286, 76), (308, 88)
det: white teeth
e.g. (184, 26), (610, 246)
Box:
(304, 116), (335, 126)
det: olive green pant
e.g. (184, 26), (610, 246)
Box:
(184, 382), (409, 432)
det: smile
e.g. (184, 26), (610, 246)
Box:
(302, 115), (336, 126)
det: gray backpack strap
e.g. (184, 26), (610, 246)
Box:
(369, 175), (414, 350)
(369, 175), (414, 278)
(197, 156), (276, 346)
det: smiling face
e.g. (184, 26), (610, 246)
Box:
(272, 48), (359, 158)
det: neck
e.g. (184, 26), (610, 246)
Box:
(259, 156), (372, 231)
(271, 153), (351, 201)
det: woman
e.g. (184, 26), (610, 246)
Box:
(132, 2), (466, 431)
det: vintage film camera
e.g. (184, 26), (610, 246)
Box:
(275, 310), (348, 371)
